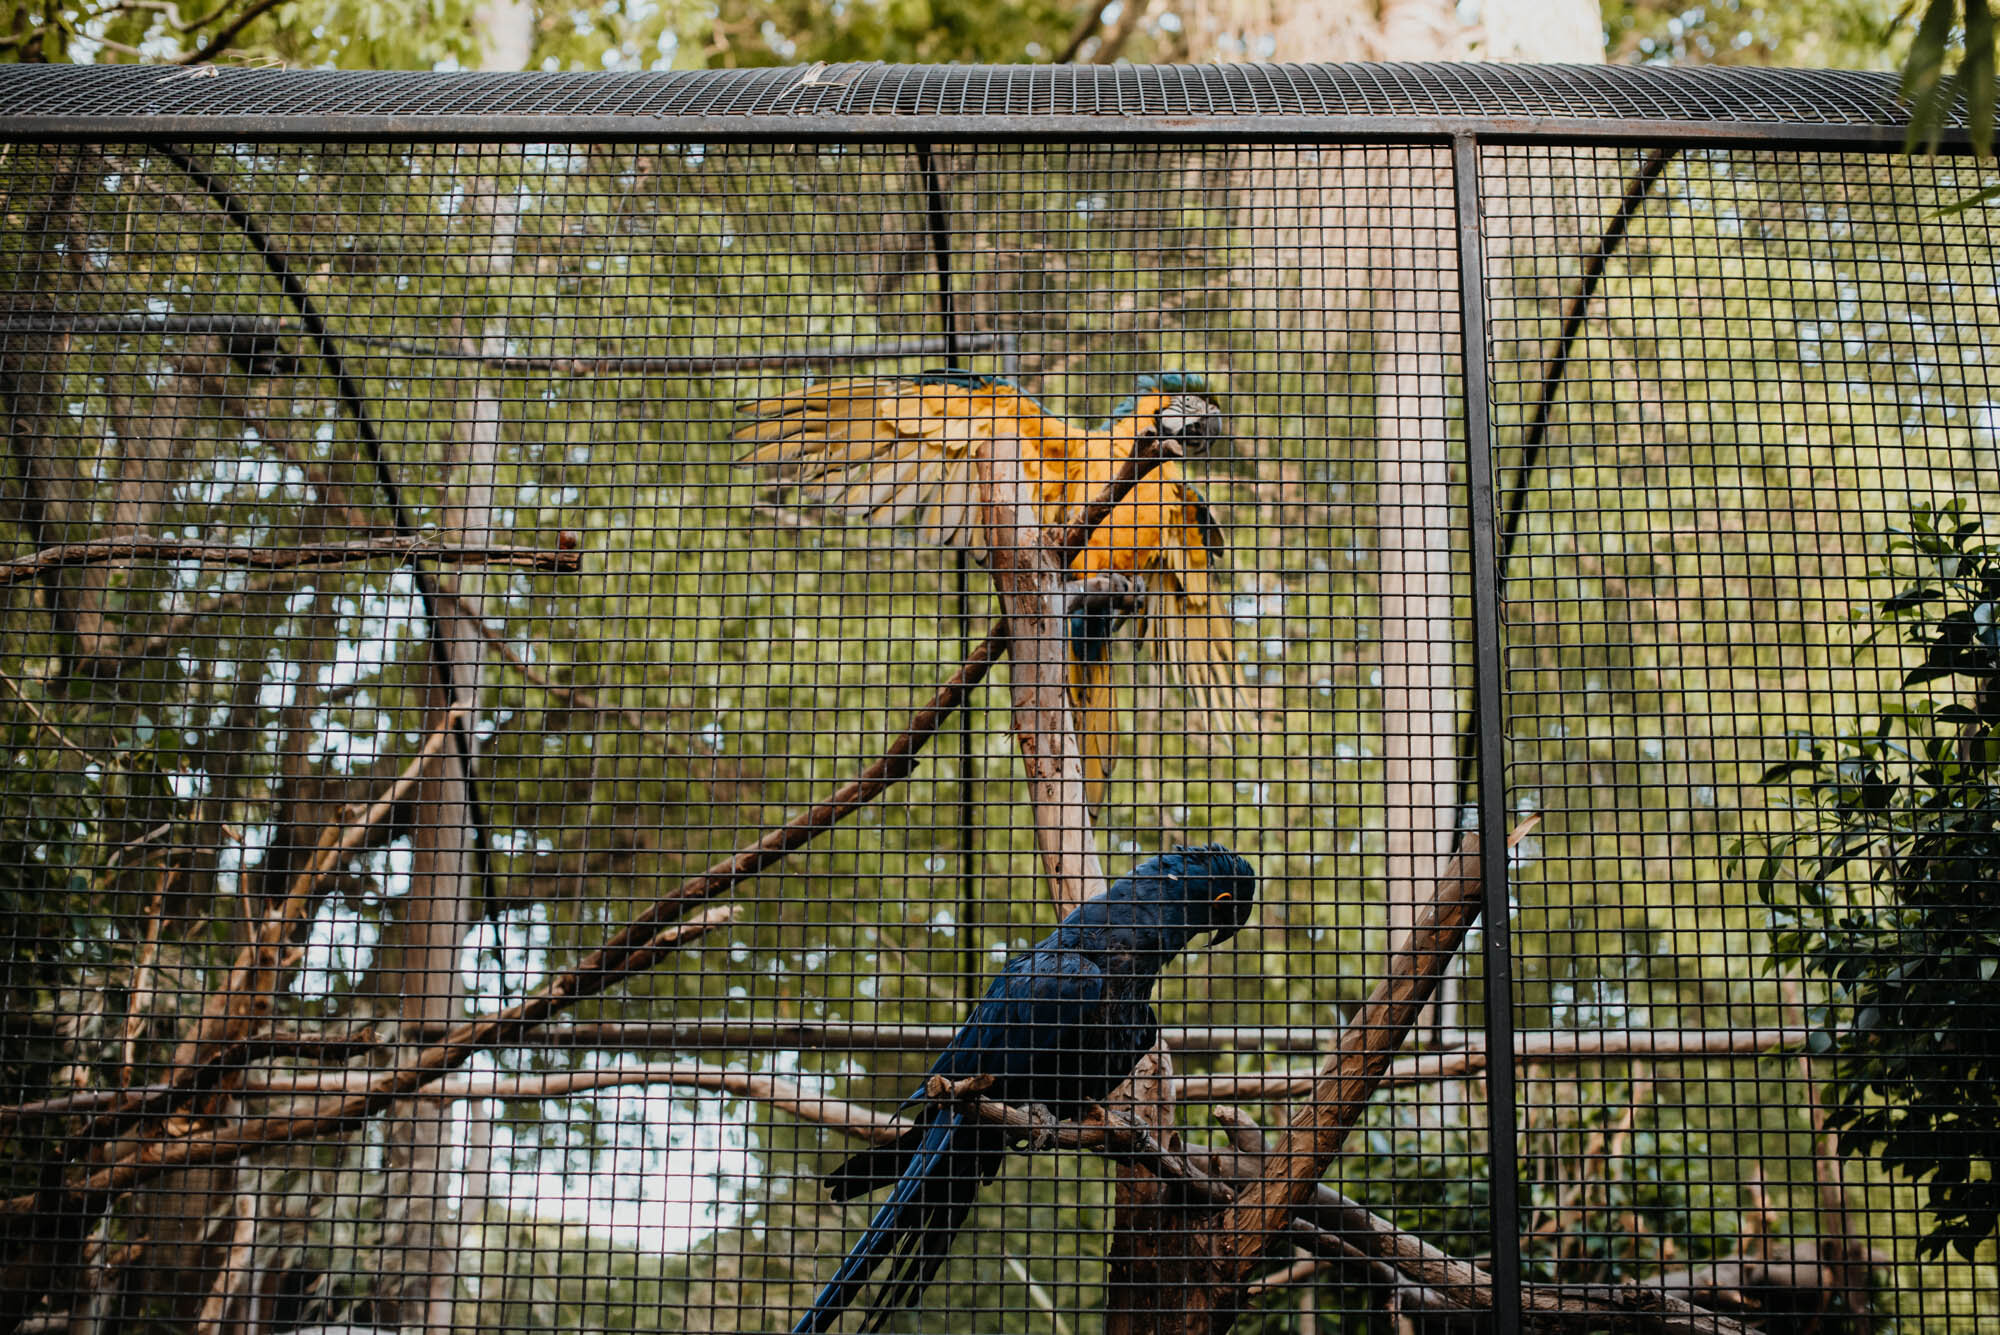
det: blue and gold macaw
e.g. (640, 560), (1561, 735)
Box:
(737, 372), (1241, 809)
(792, 844), (1257, 1334)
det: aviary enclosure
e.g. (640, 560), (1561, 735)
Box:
(0, 61), (1995, 1335)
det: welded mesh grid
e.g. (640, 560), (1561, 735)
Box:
(0, 61), (1961, 128)
(0, 122), (1992, 1335)
(0, 140), (1480, 1335)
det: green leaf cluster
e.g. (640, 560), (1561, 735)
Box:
(1752, 498), (2000, 1262)
(1903, 0), (1999, 156)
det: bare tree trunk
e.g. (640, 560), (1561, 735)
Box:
(472, 0), (534, 70)
(1167, 6), (1604, 1332)
(374, 169), (512, 1335)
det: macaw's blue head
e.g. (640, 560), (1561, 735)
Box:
(1161, 842), (1257, 943)
(1088, 842), (1257, 947)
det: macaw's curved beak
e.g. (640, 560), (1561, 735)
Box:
(1206, 890), (1255, 945)
(1157, 395), (1229, 460)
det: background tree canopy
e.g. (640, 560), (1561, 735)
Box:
(0, 0), (1912, 74)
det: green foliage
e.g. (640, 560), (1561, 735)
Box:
(0, 0), (1077, 69)
(0, 0), (717, 71)
(1603, 0), (1897, 68)
(706, 0), (1078, 65)
(1752, 499), (2000, 1261)
(1901, 0), (1999, 156)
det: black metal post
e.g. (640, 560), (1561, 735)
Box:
(1452, 131), (1521, 1335)
(913, 143), (982, 998)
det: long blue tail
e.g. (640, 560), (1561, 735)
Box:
(792, 1110), (998, 1334)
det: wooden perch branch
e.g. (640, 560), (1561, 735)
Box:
(237, 1053), (896, 1137)
(0, 535), (582, 586)
(0, 1024), (1810, 1130)
(977, 424), (1109, 912)
(1177, 1024), (1811, 1101)
(860, 1083), (1749, 1335)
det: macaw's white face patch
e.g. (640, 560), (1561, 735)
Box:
(1157, 392), (1222, 439)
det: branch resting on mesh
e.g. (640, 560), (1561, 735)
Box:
(0, 535), (581, 586)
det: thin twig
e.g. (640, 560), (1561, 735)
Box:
(437, 591), (682, 738)
(0, 536), (580, 586)
(0, 664), (105, 766)
(1055, 0), (1115, 61)
(174, 0), (288, 63)
(123, 571), (307, 662)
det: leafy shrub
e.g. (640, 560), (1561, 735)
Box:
(1751, 499), (2000, 1261)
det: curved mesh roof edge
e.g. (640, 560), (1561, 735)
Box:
(0, 60), (1958, 133)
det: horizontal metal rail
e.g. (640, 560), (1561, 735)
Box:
(0, 113), (1969, 151)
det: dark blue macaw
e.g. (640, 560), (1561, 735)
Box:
(793, 844), (1257, 1334)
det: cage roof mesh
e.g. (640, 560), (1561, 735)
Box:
(0, 61), (1947, 131)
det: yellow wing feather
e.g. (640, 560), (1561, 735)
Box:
(738, 379), (1049, 548)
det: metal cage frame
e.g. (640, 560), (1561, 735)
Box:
(0, 59), (1990, 1335)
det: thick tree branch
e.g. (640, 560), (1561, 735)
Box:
(0, 536), (579, 586)
(1195, 818), (1540, 1322)
(173, 0), (288, 63)
(976, 424), (1109, 911)
(1055, 0), (1116, 61)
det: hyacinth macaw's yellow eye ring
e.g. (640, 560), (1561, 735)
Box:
(1213, 891), (1233, 902)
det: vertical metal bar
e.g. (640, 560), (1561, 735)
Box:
(913, 142), (981, 997)
(1452, 131), (1521, 1334)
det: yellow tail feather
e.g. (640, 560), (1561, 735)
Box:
(1069, 657), (1119, 815)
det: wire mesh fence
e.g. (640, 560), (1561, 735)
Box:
(0, 62), (1996, 1335)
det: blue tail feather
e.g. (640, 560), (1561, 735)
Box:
(792, 1111), (997, 1334)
